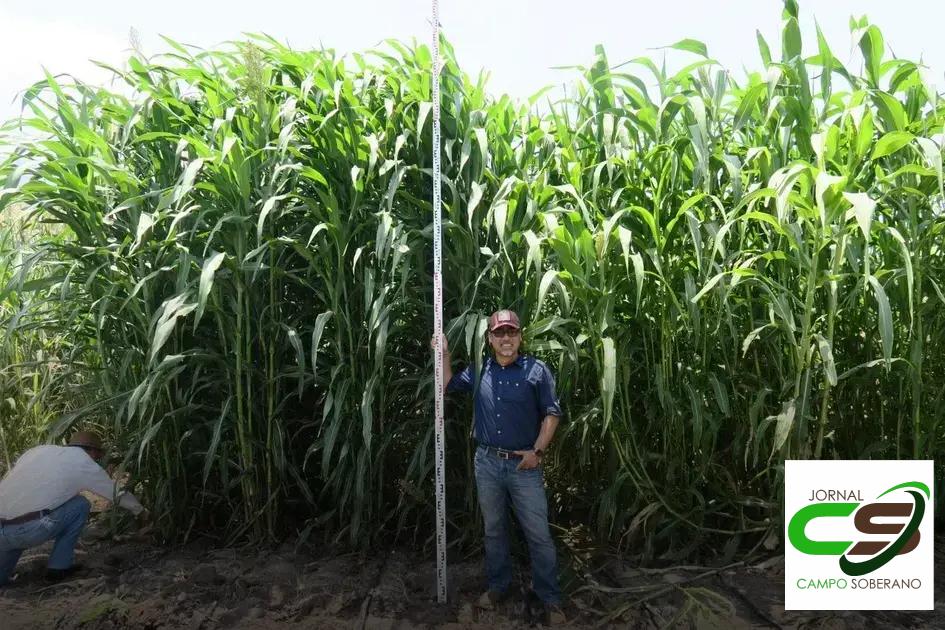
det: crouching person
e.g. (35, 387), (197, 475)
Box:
(0, 430), (148, 585)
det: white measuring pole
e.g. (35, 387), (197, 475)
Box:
(431, 0), (448, 605)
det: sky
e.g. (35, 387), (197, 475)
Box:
(1, 0), (944, 123)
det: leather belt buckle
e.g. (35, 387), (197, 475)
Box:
(479, 445), (521, 460)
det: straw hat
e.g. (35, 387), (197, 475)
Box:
(68, 430), (104, 451)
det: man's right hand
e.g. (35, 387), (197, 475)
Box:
(431, 333), (449, 355)
(431, 333), (453, 392)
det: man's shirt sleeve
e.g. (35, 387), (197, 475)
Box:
(446, 364), (473, 393)
(74, 454), (145, 515)
(537, 362), (563, 418)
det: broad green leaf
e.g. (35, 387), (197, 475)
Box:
(524, 230), (542, 277)
(709, 373), (730, 416)
(873, 92), (907, 131)
(467, 181), (484, 229)
(537, 269), (558, 316)
(691, 271), (726, 304)
(756, 30), (772, 67)
(195, 251), (225, 329)
(867, 275), (894, 369)
(858, 25), (885, 87)
(287, 327), (305, 393)
(886, 227), (914, 326)
(815, 171), (844, 226)
(668, 39), (708, 58)
(256, 195), (283, 243)
(493, 201), (508, 242)
(629, 252), (644, 309)
(131, 212), (155, 252)
(202, 397), (232, 485)
(601, 337), (616, 430)
(148, 298), (196, 365)
(310, 311), (333, 382)
(814, 334), (838, 386)
(417, 101), (432, 142)
(742, 324), (773, 356)
(173, 158), (204, 203)
(855, 109), (875, 159)
(871, 131), (913, 160)
(843, 192), (876, 241)
(915, 137), (943, 194)
(687, 382), (703, 447)
(771, 398), (797, 457)
(734, 84), (765, 133)
(782, 16), (802, 61)
(474, 127), (488, 163)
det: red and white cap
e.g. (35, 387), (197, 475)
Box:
(488, 309), (521, 332)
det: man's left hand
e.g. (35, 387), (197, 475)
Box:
(514, 450), (541, 470)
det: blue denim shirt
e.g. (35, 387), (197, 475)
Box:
(447, 354), (562, 450)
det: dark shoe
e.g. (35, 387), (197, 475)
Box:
(475, 589), (510, 610)
(45, 564), (84, 582)
(542, 603), (567, 626)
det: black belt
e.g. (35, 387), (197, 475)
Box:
(479, 445), (523, 460)
(0, 509), (50, 526)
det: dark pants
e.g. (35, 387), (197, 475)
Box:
(473, 445), (561, 604)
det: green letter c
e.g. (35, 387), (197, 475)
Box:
(788, 503), (858, 555)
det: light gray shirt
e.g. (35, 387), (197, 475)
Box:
(0, 445), (143, 518)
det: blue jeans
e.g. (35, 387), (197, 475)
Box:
(474, 445), (561, 604)
(0, 495), (91, 585)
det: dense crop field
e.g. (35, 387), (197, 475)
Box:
(1, 1), (942, 557)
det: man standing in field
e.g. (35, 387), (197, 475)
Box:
(0, 430), (149, 586)
(435, 309), (566, 625)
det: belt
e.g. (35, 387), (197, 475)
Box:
(479, 445), (523, 460)
(0, 509), (50, 526)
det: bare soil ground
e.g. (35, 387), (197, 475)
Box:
(1, 516), (943, 629)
